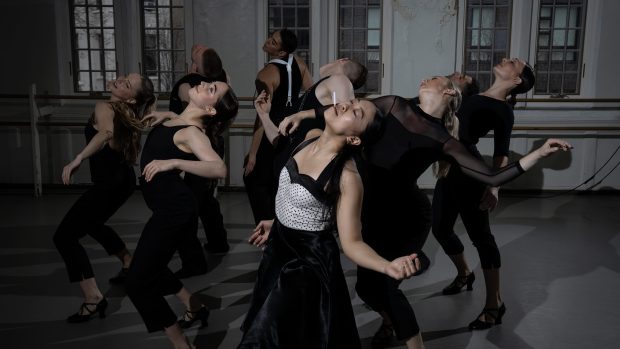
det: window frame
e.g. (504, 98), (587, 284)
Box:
(531, 0), (588, 97)
(55, 0), (193, 96)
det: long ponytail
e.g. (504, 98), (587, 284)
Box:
(111, 75), (155, 164)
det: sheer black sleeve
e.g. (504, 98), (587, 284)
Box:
(442, 137), (525, 186)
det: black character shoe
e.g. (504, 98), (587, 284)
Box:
(66, 298), (108, 323)
(109, 267), (129, 285)
(371, 322), (395, 348)
(442, 272), (475, 295)
(468, 303), (506, 330)
(178, 306), (210, 329)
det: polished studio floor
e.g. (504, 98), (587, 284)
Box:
(0, 190), (618, 349)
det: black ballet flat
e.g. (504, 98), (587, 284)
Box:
(442, 272), (475, 295)
(109, 267), (129, 285)
(468, 303), (506, 330)
(178, 306), (210, 329)
(66, 298), (108, 323)
(371, 322), (395, 348)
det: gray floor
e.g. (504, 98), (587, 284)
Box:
(1, 190), (619, 349)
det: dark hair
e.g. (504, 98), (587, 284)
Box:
(201, 48), (227, 82)
(278, 28), (298, 54)
(203, 85), (239, 144)
(344, 60), (368, 90)
(506, 62), (535, 108)
(461, 77), (480, 98)
(323, 103), (385, 227)
(110, 75), (156, 164)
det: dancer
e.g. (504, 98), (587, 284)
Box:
(279, 75), (570, 349)
(53, 73), (155, 322)
(431, 58), (536, 330)
(243, 28), (312, 224)
(239, 89), (421, 349)
(258, 58), (367, 175)
(169, 44), (230, 278)
(126, 80), (238, 349)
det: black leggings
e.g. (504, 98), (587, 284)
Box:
(53, 170), (134, 283)
(432, 169), (501, 269)
(355, 187), (431, 340)
(243, 136), (277, 224)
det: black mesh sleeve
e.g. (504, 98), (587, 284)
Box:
(442, 137), (525, 186)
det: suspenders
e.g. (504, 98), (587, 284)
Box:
(268, 55), (294, 106)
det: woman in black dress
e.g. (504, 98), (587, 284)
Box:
(126, 80), (238, 349)
(238, 90), (421, 349)
(53, 73), (155, 323)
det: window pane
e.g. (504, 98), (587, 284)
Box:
(268, 0), (312, 68)
(102, 7), (114, 27)
(339, 1), (381, 94)
(70, 0), (116, 92)
(172, 7), (184, 28)
(535, 1), (586, 94)
(90, 51), (101, 70)
(464, 1), (512, 91)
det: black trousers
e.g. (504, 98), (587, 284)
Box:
(432, 167), (501, 269)
(355, 186), (431, 339)
(53, 168), (134, 283)
(126, 179), (197, 332)
(243, 136), (277, 224)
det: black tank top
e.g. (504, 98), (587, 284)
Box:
(84, 120), (127, 183)
(140, 124), (198, 181)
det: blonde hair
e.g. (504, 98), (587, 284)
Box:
(433, 79), (462, 178)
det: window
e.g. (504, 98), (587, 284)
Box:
(463, 0), (512, 91)
(69, 0), (117, 92)
(338, 0), (382, 94)
(267, 0), (311, 66)
(141, 0), (186, 93)
(534, 0), (586, 95)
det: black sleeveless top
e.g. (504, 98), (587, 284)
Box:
(84, 121), (127, 183)
(140, 124), (198, 180)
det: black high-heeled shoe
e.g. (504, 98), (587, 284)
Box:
(442, 272), (475, 295)
(178, 306), (210, 329)
(468, 303), (506, 330)
(66, 298), (108, 323)
(371, 322), (395, 348)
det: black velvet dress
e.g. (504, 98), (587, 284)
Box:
(239, 138), (361, 349)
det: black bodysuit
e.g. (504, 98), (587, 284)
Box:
(244, 56), (303, 223)
(432, 95), (515, 270)
(356, 95), (524, 339)
(126, 124), (201, 333)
